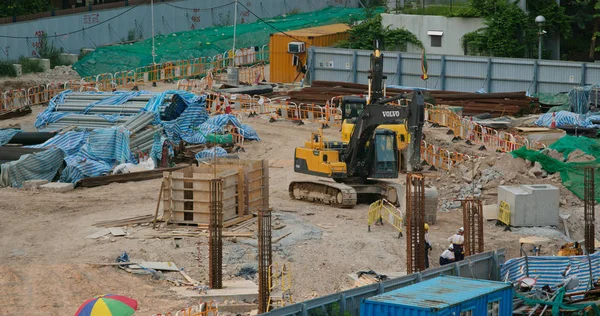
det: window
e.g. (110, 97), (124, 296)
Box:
(431, 36), (442, 47)
(428, 30), (443, 48)
(460, 310), (473, 316)
(488, 300), (500, 316)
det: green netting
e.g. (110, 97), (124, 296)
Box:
(511, 136), (600, 201)
(535, 92), (570, 113)
(73, 6), (382, 78)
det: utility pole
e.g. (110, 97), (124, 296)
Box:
(232, 0), (238, 66)
(151, 0), (156, 65)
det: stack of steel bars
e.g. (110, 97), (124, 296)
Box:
(282, 81), (537, 117)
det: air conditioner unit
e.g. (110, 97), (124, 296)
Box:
(288, 42), (306, 54)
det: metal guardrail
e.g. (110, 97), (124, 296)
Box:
(261, 249), (506, 316)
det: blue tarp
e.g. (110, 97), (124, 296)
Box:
(195, 146), (228, 159)
(0, 148), (65, 188)
(0, 129), (20, 146)
(535, 111), (600, 128)
(501, 252), (600, 299)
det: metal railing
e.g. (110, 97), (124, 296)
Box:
(261, 249), (505, 316)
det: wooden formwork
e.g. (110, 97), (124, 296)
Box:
(162, 159), (269, 225)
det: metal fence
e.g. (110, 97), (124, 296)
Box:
(262, 249), (505, 316)
(308, 46), (600, 95)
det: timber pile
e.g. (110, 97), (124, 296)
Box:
(282, 81), (538, 117)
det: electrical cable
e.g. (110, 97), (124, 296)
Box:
(237, 2), (303, 42)
(165, 1), (235, 11)
(0, 0), (149, 39)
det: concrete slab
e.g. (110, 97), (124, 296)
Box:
(39, 182), (75, 192)
(170, 279), (258, 302)
(218, 303), (258, 314)
(482, 204), (498, 220)
(22, 179), (49, 189)
(86, 228), (110, 239)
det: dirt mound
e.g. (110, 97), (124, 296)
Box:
(566, 149), (596, 163)
(0, 65), (80, 92)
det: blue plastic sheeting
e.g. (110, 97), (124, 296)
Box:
(501, 252), (600, 299)
(535, 111), (600, 128)
(0, 129), (20, 146)
(195, 146), (228, 159)
(0, 148), (65, 187)
(26, 131), (90, 156)
(59, 127), (132, 183)
(162, 95), (210, 144)
(201, 114), (261, 141)
(82, 91), (150, 114)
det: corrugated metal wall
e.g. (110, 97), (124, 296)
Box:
(309, 46), (600, 94)
(0, 0), (358, 60)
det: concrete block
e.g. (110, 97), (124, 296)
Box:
(218, 304), (258, 314)
(482, 204), (498, 220)
(40, 182), (75, 192)
(498, 184), (559, 227)
(59, 53), (78, 65)
(12, 64), (22, 77)
(22, 179), (49, 189)
(27, 58), (50, 71)
(80, 48), (95, 58)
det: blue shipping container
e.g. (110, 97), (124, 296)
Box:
(360, 276), (513, 316)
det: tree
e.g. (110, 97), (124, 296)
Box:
(462, 0), (571, 58)
(0, 0), (53, 18)
(336, 14), (423, 51)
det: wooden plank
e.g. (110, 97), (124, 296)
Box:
(179, 270), (199, 285)
(129, 262), (179, 271)
(223, 214), (254, 228)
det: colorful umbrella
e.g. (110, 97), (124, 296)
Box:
(75, 294), (137, 316)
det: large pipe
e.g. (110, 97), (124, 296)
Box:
(0, 147), (45, 161)
(8, 132), (57, 145)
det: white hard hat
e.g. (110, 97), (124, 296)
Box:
(458, 227), (464, 233)
(448, 244), (454, 250)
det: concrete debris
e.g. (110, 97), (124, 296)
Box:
(39, 182), (74, 192)
(566, 149), (596, 163)
(22, 179), (49, 189)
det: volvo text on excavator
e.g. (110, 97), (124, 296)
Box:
(289, 40), (425, 208)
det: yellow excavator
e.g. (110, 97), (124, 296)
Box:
(289, 41), (425, 208)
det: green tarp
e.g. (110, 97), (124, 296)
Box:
(511, 135), (600, 201)
(73, 7), (382, 77)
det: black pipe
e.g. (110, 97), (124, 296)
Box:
(7, 132), (56, 146)
(0, 147), (45, 162)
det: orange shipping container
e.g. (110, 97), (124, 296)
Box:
(269, 24), (350, 83)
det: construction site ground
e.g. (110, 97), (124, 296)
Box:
(0, 81), (588, 315)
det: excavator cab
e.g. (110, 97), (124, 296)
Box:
(370, 129), (399, 178)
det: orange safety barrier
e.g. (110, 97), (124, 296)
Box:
(420, 140), (477, 171)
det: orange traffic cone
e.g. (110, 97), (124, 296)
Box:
(550, 112), (556, 129)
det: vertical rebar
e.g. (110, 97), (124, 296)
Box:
(585, 167), (595, 254)
(406, 173), (425, 274)
(208, 178), (223, 289)
(258, 208), (273, 313)
(463, 199), (484, 256)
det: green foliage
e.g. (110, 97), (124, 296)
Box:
(35, 32), (70, 68)
(0, 60), (17, 78)
(0, 0), (53, 18)
(462, 0), (571, 58)
(19, 57), (44, 74)
(336, 14), (423, 51)
(403, 4), (481, 17)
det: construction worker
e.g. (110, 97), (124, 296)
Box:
(448, 227), (465, 261)
(439, 245), (455, 266)
(424, 223), (432, 269)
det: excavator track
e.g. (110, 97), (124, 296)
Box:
(289, 180), (357, 208)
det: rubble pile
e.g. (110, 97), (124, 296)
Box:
(433, 151), (584, 212)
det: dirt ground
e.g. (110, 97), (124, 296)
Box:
(0, 81), (588, 315)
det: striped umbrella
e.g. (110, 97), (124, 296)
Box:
(75, 294), (137, 316)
